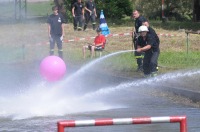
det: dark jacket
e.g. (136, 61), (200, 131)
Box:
(135, 16), (146, 33)
(47, 13), (64, 36)
(137, 33), (159, 52)
(148, 27), (160, 45)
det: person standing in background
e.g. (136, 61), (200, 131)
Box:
(72, 0), (84, 31)
(83, 0), (97, 31)
(132, 10), (147, 72)
(47, 6), (64, 58)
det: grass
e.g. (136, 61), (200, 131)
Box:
(0, 1), (52, 18)
(0, 23), (199, 78)
(159, 51), (200, 69)
(0, 1), (200, 77)
(150, 21), (200, 31)
(109, 17), (200, 31)
(26, 1), (53, 16)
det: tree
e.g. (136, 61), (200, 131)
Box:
(53, 0), (74, 22)
(133, 0), (193, 21)
(95, 0), (133, 19)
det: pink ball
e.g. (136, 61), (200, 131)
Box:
(40, 56), (66, 82)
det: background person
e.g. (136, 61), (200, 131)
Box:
(83, 0), (97, 31)
(132, 10), (147, 71)
(47, 6), (64, 58)
(136, 25), (160, 77)
(82, 27), (106, 58)
(72, 0), (84, 31)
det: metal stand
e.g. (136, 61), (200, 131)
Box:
(185, 30), (200, 54)
(186, 32), (189, 54)
(15, 0), (27, 21)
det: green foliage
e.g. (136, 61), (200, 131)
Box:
(96, 0), (133, 19)
(150, 20), (200, 30)
(43, 0), (194, 22)
(53, 0), (133, 22)
(133, 0), (193, 21)
(62, 0), (74, 22)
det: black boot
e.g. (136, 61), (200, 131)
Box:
(136, 65), (143, 72)
(92, 24), (96, 30)
(83, 24), (87, 31)
(58, 50), (63, 59)
(50, 50), (54, 55)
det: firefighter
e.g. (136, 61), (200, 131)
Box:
(132, 10), (147, 72)
(142, 20), (160, 74)
(72, 0), (84, 31)
(136, 25), (160, 77)
(83, 0), (97, 31)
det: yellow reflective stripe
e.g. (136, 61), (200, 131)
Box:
(50, 49), (54, 51)
(58, 49), (63, 51)
(92, 22), (96, 24)
(135, 56), (143, 59)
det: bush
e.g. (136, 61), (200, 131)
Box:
(96, 0), (133, 19)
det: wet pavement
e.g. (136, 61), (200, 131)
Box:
(0, 62), (200, 132)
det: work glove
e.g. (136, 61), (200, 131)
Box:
(49, 36), (53, 42)
(60, 36), (63, 42)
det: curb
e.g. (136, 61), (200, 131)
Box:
(159, 85), (200, 103)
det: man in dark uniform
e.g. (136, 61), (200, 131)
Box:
(72, 0), (84, 31)
(143, 20), (160, 73)
(47, 6), (64, 58)
(83, 0), (97, 31)
(136, 25), (160, 77)
(132, 10), (147, 71)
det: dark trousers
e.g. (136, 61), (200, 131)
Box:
(50, 35), (63, 58)
(84, 12), (96, 30)
(73, 15), (83, 30)
(143, 49), (160, 75)
(133, 36), (143, 67)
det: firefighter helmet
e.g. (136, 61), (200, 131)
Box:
(138, 25), (149, 32)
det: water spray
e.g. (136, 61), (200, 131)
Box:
(82, 69), (200, 98)
(64, 50), (136, 84)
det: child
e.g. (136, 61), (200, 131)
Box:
(82, 27), (106, 58)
